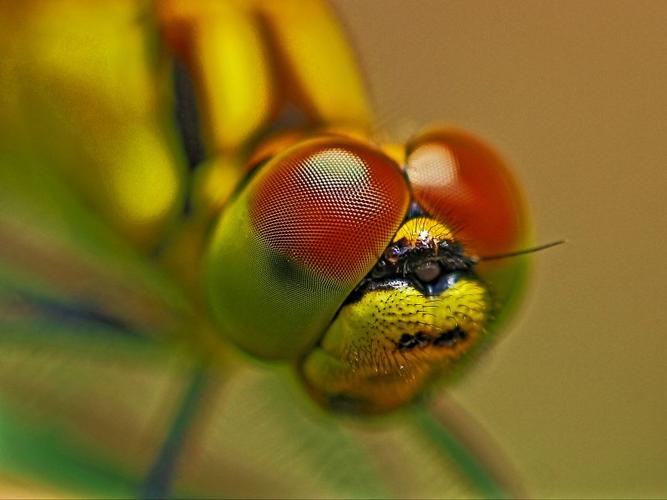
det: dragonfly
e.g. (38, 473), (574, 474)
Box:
(0, 0), (532, 497)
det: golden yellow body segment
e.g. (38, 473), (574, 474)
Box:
(302, 218), (490, 413)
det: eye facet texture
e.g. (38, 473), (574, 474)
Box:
(206, 137), (409, 359)
(250, 139), (409, 281)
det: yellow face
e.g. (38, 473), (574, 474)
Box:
(301, 217), (490, 413)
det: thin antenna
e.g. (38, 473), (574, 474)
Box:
(477, 239), (566, 261)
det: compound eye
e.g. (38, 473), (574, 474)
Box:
(405, 128), (529, 257)
(206, 136), (410, 359)
(250, 138), (409, 283)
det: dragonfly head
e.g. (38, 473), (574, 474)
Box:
(204, 127), (531, 413)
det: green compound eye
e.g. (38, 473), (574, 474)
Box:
(205, 128), (531, 413)
(204, 136), (409, 360)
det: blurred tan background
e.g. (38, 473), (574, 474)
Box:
(334, 1), (667, 498)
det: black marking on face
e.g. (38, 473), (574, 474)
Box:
(397, 332), (430, 350)
(395, 327), (468, 351)
(433, 326), (468, 347)
(396, 326), (468, 352)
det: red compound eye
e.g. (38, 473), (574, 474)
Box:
(405, 128), (528, 257)
(249, 137), (409, 283)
